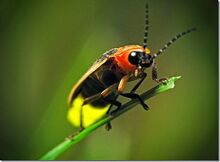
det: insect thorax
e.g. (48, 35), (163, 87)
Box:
(80, 59), (125, 107)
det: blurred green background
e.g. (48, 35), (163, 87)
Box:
(0, 0), (218, 160)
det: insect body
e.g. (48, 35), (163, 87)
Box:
(67, 4), (196, 130)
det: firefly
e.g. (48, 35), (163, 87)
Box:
(67, 4), (196, 130)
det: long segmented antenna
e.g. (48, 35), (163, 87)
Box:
(143, 3), (149, 50)
(153, 27), (196, 58)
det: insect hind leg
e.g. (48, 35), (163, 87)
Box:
(104, 98), (122, 131)
(120, 92), (149, 111)
(79, 105), (84, 130)
(80, 83), (119, 130)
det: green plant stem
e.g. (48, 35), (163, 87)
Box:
(39, 76), (181, 160)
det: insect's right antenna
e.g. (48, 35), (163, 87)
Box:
(153, 27), (196, 59)
(143, 3), (149, 50)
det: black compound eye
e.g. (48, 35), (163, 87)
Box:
(128, 51), (140, 65)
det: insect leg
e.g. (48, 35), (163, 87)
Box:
(80, 83), (118, 130)
(105, 104), (114, 131)
(152, 62), (168, 83)
(104, 98), (122, 113)
(120, 93), (149, 110)
(118, 75), (149, 111)
(82, 93), (101, 106)
(80, 106), (84, 129)
(80, 90), (109, 129)
(80, 101), (121, 130)
(130, 72), (147, 93)
(82, 83), (118, 106)
(104, 99), (122, 131)
(105, 121), (112, 131)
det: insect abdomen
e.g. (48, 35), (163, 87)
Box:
(67, 60), (124, 127)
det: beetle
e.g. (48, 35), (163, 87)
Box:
(67, 4), (196, 130)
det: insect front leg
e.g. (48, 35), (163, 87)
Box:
(130, 72), (147, 93)
(118, 75), (149, 111)
(152, 62), (168, 83)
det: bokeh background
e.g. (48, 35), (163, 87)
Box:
(0, 0), (218, 160)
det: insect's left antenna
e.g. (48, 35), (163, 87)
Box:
(153, 27), (196, 59)
(143, 3), (149, 50)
